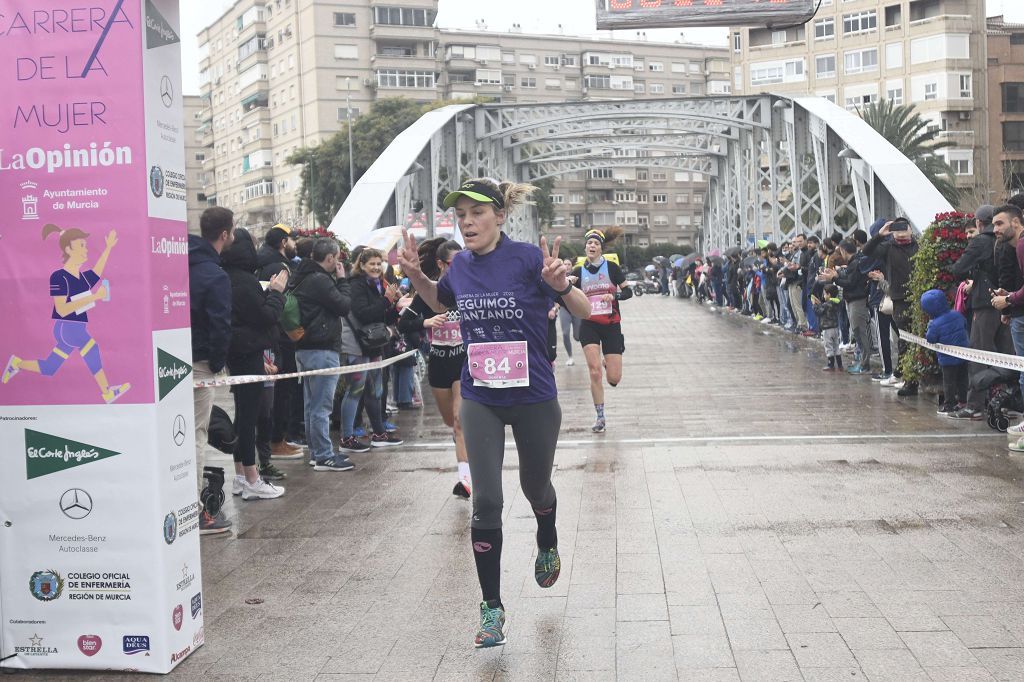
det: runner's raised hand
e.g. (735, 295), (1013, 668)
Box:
(397, 229), (422, 280)
(540, 235), (569, 290)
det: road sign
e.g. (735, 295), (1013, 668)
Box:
(596, 0), (818, 30)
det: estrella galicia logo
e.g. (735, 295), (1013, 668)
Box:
(29, 569), (64, 602)
(123, 635), (151, 655)
(163, 511), (177, 545)
(149, 166), (165, 198)
(190, 592), (202, 618)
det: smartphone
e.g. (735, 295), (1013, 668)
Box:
(889, 219), (910, 232)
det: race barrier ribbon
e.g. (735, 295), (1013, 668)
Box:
(193, 350), (419, 388)
(899, 330), (1024, 373)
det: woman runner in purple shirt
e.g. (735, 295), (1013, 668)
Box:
(398, 178), (591, 649)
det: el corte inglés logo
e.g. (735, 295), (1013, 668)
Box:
(25, 429), (120, 480)
(157, 348), (192, 400)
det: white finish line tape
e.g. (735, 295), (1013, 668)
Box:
(193, 350), (418, 388)
(899, 331), (1024, 372)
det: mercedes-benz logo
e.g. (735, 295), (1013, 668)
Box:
(160, 75), (174, 108)
(59, 489), (93, 520)
(172, 415), (186, 447)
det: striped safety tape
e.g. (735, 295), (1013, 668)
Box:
(898, 330), (1024, 372)
(193, 350), (419, 388)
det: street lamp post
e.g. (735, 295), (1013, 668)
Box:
(346, 77), (355, 193)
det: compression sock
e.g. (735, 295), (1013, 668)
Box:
(533, 499), (558, 549)
(595, 403), (605, 420)
(471, 527), (503, 608)
(835, 355), (844, 370)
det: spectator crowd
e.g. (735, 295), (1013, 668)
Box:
(682, 196), (1024, 438)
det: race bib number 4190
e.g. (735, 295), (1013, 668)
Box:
(467, 341), (529, 388)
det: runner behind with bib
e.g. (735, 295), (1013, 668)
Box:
(397, 237), (473, 498)
(574, 227), (632, 433)
(397, 178), (591, 650)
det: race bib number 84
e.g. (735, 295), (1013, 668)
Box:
(467, 341), (529, 388)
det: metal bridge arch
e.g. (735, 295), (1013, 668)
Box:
(328, 95), (952, 251)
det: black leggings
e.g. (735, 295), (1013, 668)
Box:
(228, 352), (265, 467)
(461, 398), (561, 529)
(876, 309), (895, 376)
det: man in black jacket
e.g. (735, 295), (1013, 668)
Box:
(950, 205), (1013, 418)
(189, 207), (234, 534)
(291, 237), (353, 471)
(825, 240), (873, 375)
(256, 225), (304, 459)
(863, 219), (919, 396)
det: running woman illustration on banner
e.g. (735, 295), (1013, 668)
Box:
(2, 224), (130, 404)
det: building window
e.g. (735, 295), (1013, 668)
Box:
(551, 194), (564, 204)
(672, 83), (687, 94)
(648, 62), (664, 72)
(637, 169), (649, 181)
(844, 48), (878, 75)
(520, 77), (537, 88)
(376, 69), (435, 88)
(650, 83), (664, 94)
(814, 18), (835, 40)
(544, 55), (560, 66)
(590, 168), (613, 179)
(959, 74), (972, 98)
(843, 10), (877, 35)
(885, 42), (903, 69)
(950, 156), (972, 176)
(652, 171), (667, 181)
(1004, 122), (1024, 151)
(1004, 83), (1024, 113)
(1012, 33), (1024, 46)
(653, 194), (667, 204)
(334, 44), (358, 60)
(924, 82), (937, 100)
(815, 54), (836, 78)
(886, 86), (904, 105)
(884, 4), (901, 27)
(373, 6), (437, 27)
(585, 75), (610, 89)
(733, 32), (741, 52)
(333, 12), (355, 27)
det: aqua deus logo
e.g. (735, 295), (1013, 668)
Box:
(25, 430), (120, 480)
(157, 348), (192, 400)
(123, 635), (151, 655)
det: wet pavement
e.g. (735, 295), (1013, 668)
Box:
(52, 296), (1024, 680)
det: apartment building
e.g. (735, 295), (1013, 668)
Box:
(188, 0), (730, 247)
(731, 0), (989, 202)
(183, 95), (208, 230)
(987, 16), (1024, 199)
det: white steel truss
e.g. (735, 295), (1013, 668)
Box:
(329, 95), (952, 252)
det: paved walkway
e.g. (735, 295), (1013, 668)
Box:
(77, 297), (1024, 680)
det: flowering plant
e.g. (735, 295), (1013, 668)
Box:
(898, 212), (972, 382)
(294, 227), (350, 261)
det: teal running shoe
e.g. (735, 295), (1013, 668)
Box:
(535, 547), (561, 588)
(474, 602), (507, 648)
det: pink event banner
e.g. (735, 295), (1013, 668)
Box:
(0, 2), (186, 406)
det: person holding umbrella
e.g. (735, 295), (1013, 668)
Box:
(572, 227), (633, 433)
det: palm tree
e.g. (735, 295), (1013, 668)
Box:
(858, 99), (960, 206)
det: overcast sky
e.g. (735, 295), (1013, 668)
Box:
(180, 0), (1024, 95)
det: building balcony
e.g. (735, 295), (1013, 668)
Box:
(242, 194), (275, 212)
(242, 106), (271, 125)
(238, 79), (269, 104)
(749, 39), (805, 52)
(369, 23), (437, 42)
(372, 53), (438, 69)
(907, 14), (974, 33)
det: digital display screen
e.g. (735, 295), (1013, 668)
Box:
(596, 0), (817, 29)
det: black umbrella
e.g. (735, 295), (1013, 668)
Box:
(707, 255), (724, 266)
(652, 256), (669, 266)
(669, 253), (685, 263)
(741, 255), (759, 268)
(724, 246), (742, 258)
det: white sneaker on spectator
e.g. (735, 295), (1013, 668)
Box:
(1009, 436), (1024, 453)
(566, 357), (575, 366)
(880, 376), (901, 388)
(893, 380), (906, 389)
(232, 475), (244, 496)
(1006, 421), (1024, 435)
(241, 478), (284, 500)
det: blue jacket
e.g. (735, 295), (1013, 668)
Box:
(189, 234), (232, 373)
(922, 289), (968, 367)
